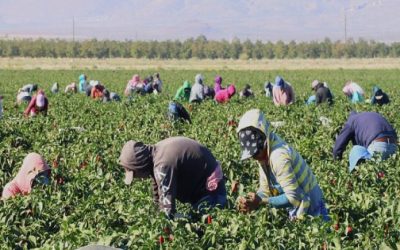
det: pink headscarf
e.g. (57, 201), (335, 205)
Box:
(342, 82), (364, 97)
(129, 74), (141, 87)
(2, 153), (50, 200)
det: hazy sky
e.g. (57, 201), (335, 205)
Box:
(0, 0), (398, 42)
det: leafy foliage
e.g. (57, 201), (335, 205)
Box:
(0, 69), (399, 249)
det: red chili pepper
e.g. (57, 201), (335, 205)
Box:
(207, 215), (212, 224)
(333, 223), (339, 231)
(52, 160), (59, 168)
(80, 161), (88, 169)
(158, 235), (164, 244)
(346, 226), (353, 235)
(163, 227), (171, 235)
(57, 177), (65, 185)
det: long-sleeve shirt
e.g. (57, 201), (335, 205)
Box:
(257, 133), (319, 218)
(272, 83), (295, 106)
(315, 85), (333, 105)
(174, 82), (191, 102)
(2, 153), (50, 200)
(333, 112), (397, 159)
(189, 82), (205, 103)
(151, 137), (218, 218)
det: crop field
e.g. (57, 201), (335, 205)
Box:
(0, 69), (400, 249)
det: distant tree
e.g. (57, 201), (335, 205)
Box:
(274, 40), (288, 59)
(230, 37), (242, 59)
(287, 40), (297, 58)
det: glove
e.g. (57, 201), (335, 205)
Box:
(237, 192), (261, 213)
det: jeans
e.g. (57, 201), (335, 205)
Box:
(193, 180), (227, 213)
(367, 141), (398, 160)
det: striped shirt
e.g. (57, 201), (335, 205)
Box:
(257, 133), (318, 218)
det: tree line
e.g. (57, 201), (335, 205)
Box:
(1, 36), (400, 59)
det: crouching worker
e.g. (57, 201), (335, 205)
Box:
(2, 153), (51, 200)
(119, 137), (227, 219)
(333, 111), (397, 172)
(167, 101), (191, 123)
(24, 90), (48, 117)
(51, 82), (59, 94)
(65, 82), (77, 94)
(371, 86), (389, 106)
(239, 84), (254, 99)
(236, 109), (329, 221)
(215, 84), (236, 104)
(102, 89), (121, 103)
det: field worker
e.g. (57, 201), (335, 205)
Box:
(174, 80), (191, 102)
(24, 90), (48, 117)
(264, 82), (273, 98)
(90, 82), (105, 99)
(189, 74), (205, 103)
(124, 74), (143, 96)
(203, 85), (215, 99)
(215, 84), (236, 104)
(102, 89), (121, 103)
(2, 153), (51, 200)
(16, 89), (32, 105)
(85, 84), (93, 97)
(214, 75), (224, 94)
(308, 80), (333, 105)
(119, 137), (227, 219)
(239, 84), (254, 99)
(342, 81), (364, 103)
(20, 83), (38, 94)
(167, 101), (191, 123)
(236, 109), (329, 220)
(333, 111), (397, 172)
(272, 76), (295, 106)
(78, 74), (87, 93)
(51, 82), (59, 94)
(152, 73), (163, 94)
(143, 75), (155, 94)
(64, 82), (77, 94)
(371, 86), (389, 106)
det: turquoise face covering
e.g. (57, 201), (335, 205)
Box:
(32, 171), (50, 187)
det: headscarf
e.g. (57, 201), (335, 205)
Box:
(129, 75), (141, 87)
(275, 76), (285, 89)
(195, 74), (204, 85)
(237, 109), (272, 158)
(36, 91), (45, 108)
(2, 153), (50, 199)
(311, 80), (319, 89)
(343, 81), (364, 96)
(214, 75), (222, 85)
(119, 140), (154, 171)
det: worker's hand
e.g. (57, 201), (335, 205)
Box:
(237, 192), (261, 213)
